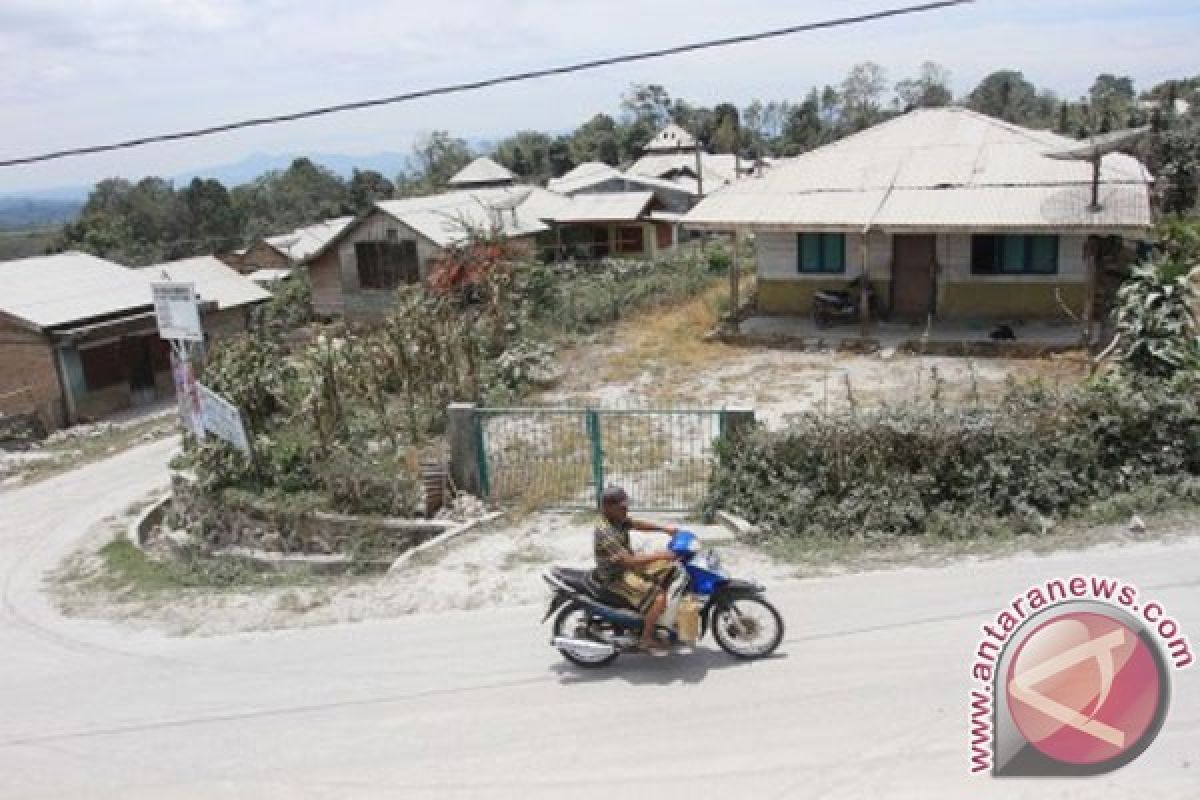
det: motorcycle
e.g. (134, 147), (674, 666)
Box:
(542, 531), (784, 667)
(812, 276), (879, 329)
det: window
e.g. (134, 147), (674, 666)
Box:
(80, 341), (125, 390)
(971, 235), (1059, 275)
(797, 233), (845, 274)
(355, 240), (419, 289)
(615, 226), (645, 255)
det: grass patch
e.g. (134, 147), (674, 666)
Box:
(96, 537), (319, 593)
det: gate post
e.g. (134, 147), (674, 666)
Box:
(448, 402), (485, 499)
(586, 409), (605, 507)
(719, 408), (756, 443)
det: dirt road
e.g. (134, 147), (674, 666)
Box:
(1, 440), (1197, 798)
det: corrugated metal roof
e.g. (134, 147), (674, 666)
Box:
(627, 152), (740, 193)
(448, 157), (517, 187)
(0, 252), (153, 330)
(376, 186), (571, 247)
(643, 124), (698, 152)
(546, 162), (697, 199)
(684, 108), (1153, 232)
(246, 268), (293, 285)
(265, 216), (355, 262)
(142, 256), (270, 310)
(547, 162), (623, 194)
(551, 192), (655, 223)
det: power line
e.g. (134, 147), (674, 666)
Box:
(1, 1), (974, 169)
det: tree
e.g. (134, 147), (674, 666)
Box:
(711, 103), (740, 154)
(781, 90), (825, 154)
(841, 62), (888, 130)
(569, 114), (621, 165)
(1090, 74), (1137, 132)
(895, 62), (953, 111)
(494, 131), (574, 183)
(347, 169), (394, 213)
(397, 131), (473, 193)
(967, 70), (1039, 124)
(620, 83), (673, 129)
(178, 178), (241, 258)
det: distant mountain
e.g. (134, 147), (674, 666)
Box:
(0, 194), (85, 230)
(174, 151), (413, 186)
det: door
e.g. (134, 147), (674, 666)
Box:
(891, 235), (937, 319)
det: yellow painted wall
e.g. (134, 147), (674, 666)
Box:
(936, 282), (1088, 318)
(758, 279), (891, 314)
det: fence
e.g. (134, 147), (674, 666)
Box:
(448, 404), (753, 512)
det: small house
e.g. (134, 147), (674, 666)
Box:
(684, 108), (1153, 324)
(0, 253), (173, 429)
(140, 255), (271, 341)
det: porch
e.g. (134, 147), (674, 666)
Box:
(725, 315), (1095, 356)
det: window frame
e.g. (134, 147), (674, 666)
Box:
(796, 232), (846, 274)
(355, 240), (419, 290)
(970, 234), (1060, 276)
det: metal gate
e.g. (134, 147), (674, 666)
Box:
(474, 408), (739, 512)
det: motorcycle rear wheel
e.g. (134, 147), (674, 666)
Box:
(711, 595), (784, 660)
(553, 602), (620, 668)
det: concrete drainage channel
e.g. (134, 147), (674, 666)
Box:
(129, 494), (504, 576)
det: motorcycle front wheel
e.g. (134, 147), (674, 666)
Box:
(711, 595), (784, 660)
(553, 602), (620, 668)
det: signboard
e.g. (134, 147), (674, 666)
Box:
(170, 351), (205, 439)
(196, 383), (252, 454)
(152, 281), (203, 342)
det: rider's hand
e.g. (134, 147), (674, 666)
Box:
(663, 523), (679, 535)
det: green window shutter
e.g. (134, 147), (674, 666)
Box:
(798, 233), (820, 272)
(823, 234), (845, 272)
(1000, 235), (1026, 273)
(1029, 235), (1059, 274)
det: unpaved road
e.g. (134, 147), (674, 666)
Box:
(2, 440), (1199, 799)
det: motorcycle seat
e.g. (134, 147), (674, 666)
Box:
(813, 289), (852, 303)
(551, 567), (639, 611)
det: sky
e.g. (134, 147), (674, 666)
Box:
(1, 0), (1197, 193)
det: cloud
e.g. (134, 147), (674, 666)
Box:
(0, 0), (1197, 192)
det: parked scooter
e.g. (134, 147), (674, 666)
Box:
(542, 531), (784, 667)
(812, 276), (879, 328)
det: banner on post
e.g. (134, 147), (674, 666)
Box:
(170, 350), (205, 438)
(196, 383), (252, 454)
(152, 282), (203, 342)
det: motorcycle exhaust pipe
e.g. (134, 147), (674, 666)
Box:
(551, 636), (617, 657)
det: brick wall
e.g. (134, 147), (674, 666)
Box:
(0, 318), (64, 429)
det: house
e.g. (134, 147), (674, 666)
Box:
(236, 216), (355, 274)
(0, 253), (174, 429)
(305, 186), (570, 320)
(548, 161), (696, 214)
(140, 255), (270, 340)
(627, 123), (752, 197)
(545, 191), (676, 260)
(683, 107), (1153, 323)
(446, 157), (519, 189)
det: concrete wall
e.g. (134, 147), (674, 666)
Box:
(756, 231), (890, 315)
(0, 318), (63, 429)
(754, 230), (1089, 319)
(935, 233), (1088, 319)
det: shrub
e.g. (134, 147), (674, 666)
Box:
(706, 376), (1200, 542)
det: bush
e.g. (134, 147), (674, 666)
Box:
(706, 376), (1200, 542)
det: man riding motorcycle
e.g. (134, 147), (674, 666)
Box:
(592, 485), (680, 654)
